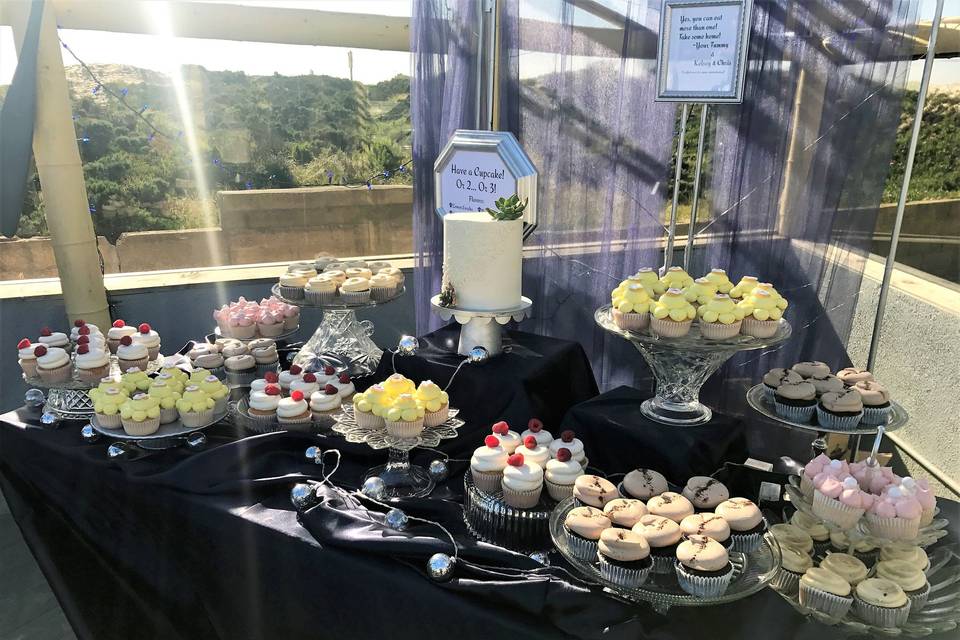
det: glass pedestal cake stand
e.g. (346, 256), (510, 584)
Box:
(595, 305), (792, 425)
(331, 403), (464, 498)
(462, 472), (554, 552)
(271, 285), (405, 376)
(550, 497), (782, 612)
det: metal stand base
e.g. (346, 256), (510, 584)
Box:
(457, 318), (503, 356)
(295, 309), (382, 376)
(430, 295), (533, 357)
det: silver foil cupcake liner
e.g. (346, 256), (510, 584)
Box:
(799, 583), (853, 619)
(305, 290), (336, 306)
(763, 385), (777, 402)
(339, 290), (371, 304)
(730, 531), (763, 553)
(674, 562), (733, 598)
(770, 568), (803, 596)
(370, 286), (394, 302)
(278, 285), (305, 300)
(226, 370), (257, 387)
(853, 598), (911, 628)
(774, 400), (816, 423)
(905, 582), (930, 613)
(650, 552), (676, 574)
(865, 513), (921, 541)
(813, 491), (865, 530)
(597, 553), (651, 589)
(860, 405), (892, 426)
(815, 406), (864, 431)
(565, 530), (600, 561)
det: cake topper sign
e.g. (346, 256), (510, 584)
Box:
(434, 130), (538, 238)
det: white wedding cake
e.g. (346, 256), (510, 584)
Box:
(442, 212), (523, 312)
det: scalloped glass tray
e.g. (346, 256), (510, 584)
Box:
(270, 284), (405, 309)
(90, 407), (228, 441)
(330, 404), (464, 452)
(463, 472), (554, 552)
(549, 497), (782, 608)
(747, 384), (908, 436)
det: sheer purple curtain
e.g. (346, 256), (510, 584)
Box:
(411, 0), (481, 335)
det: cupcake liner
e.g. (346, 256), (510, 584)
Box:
(146, 347), (161, 361)
(470, 468), (503, 494)
(865, 513), (920, 542)
(19, 360), (39, 378)
(231, 324), (257, 340)
(853, 598), (911, 628)
(38, 363), (73, 384)
(279, 285), (305, 300)
(121, 416), (161, 437)
(800, 475), (815, 501)
(180, 408), (214, 429)
(730, 531), (763, 553)
(305, 290), (336, 306)
(564, 529), (599, 561)
(920, 508), (935, 528)
(370, 286), (394, 302)
(159, 406), (179, 424)
(77, 364), (111, 385)
(741, 317), (779, 338)
(763, 385), (777, 402)
(545, 478), (575, 502)
(283, 317), (299, 332)
(675, 562), (733, 598)
(699, 320), (742, 340)
(860, 405), (892, 426)
(257, 322), (285, 338)
(799, 583), (853, 619)
(423, 405), (450, 427)
(771, 568), (803, 596)
(648, 315), (692, 337)
(118, 357), (149, 373)
(340, 290), (371, 304)
(905, 582), (930, 613)
(775, 400), (816, 423)
(243, 409), (279, 430)
(254, 361), (280, 377)
(355, 410), (385, 430)
(385, 417), (425, 440)
(816, 406), (865, 431)
(813, 490), (866, 529)
(226, 369), (257, 387)
(612, 309), (650, 332)
(107, 339), (121, 354)
(501, 484), (542, 509)
(598, 553), (651, 589)
(650, 552), (676, 574)
(95, 412), (123, 429)
(277, 413), (313, 432)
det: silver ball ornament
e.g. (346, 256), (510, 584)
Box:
(305, 445), (323, 464)
(185, 432), (207, 449)
(428, 459), (449, 482)
(397, 334), (419, 356)
(361, 476), (387, 501)
(290, 483), (317, 510)
(427, 552), (455, 581)
(385, 507), (408, 531)
(467, 346), (489, 364)
(107, 443), (128, 459)
(40, 412), (58, 427)
(529, 551), (551, 566)
(24, 388), (45, 409)
(80, 424), (100, 443)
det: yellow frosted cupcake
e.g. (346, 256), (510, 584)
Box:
(159, 365), (189, 387)
(682, 277), (718, 308)
(120, 368), (152, 394)
(697, 294), (746, 339)
(176, 385), (216, 428)
(196, 374), (230, 414)
(382, 373), (416, 399)
(632, 267), (666, 298)
(90, 385), (127, 429)
(659, 266), (694, 290)
(147, 379), (182, 424)
(649, 288), (696, 337)
(729, 276), (760, 299)
(611, 283), (652, 331)
(416, 380), (450, 427)
(737, 289), (787, 338)
(702, 268), (734, 294)
(189, 368), (211, 384)
(119, 393), (162, 436)
(353, 384), (389, 429)
(384, 393), (425, 440)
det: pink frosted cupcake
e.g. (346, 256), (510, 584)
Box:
(228, 314), (256, 340)
(799, 454), (836, 499)
(282, 303), (300, 331)
(813, 476), (872, 530)
(867, 487), (922, 541)
(909, 478), (937, 527)
(256, 310), (285, 338)
(849, 462), (900, 496)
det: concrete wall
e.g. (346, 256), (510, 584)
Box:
(0, 236), (119, 279)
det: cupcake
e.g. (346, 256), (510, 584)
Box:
(17, 339), (39, 378)
(309, 385), (342, 425)
(813, 476), (873, 530)
(520, 418), (553, 446)
(515, 435), (550, 468)
(121, 367), (152, 394)
(649, 288), (696, 337)
(278, 365), (303, 391)
(597, 528), (652, 588)
(106, 320), (137, 354)
(382, 373), (416, 399)
(227, 314), (257, 339)
(133, 323), (161, 360)
(501, 453), (544, 509)
(220, 340), (249, 359)
(682, 277), (718, 308)
(772, 545), (814, 595)
(879, 542), (929, 572)
(75, 326), (105, 349)
(544, 448), (583, 501)
(176, 385), (216, 428)
(629, 268), (666, 298)
(225, 354), (257, 386)
(256, 310), (286, 338)
(573, 475), (618, 508)
(790, 509), (831, 555)
(829, 531), (879, 566)
(197, 375), (229, 414)
(281, 304), (300, 331)
(715, 498), (765, 552)
(680, 513), (732, 548)
(323, 268), (347, 284)
(762, 368), (803, 402)
(808, 373), (845, 397)
(805, 457), (849, 498)
(384, 393), (424, 439)
(416, 380), (449, 427)
(792, 361), (831, 378)
(611, 284), (652, 332)
(147, 380), (181, 424)
(250, 371), (279, 395)
(470, 435), (509, 494)
(820, 552), (869, 586)
(769, 523), (814, 556)
(702, 268), (734, 294)
(312, 253), (338, 271)
(696, 294), (745, 339)
(367, 260), (392, 272)
(251, 343), (280, 376)
(908, 477), (938, 527)
(659, 266), (694, 290)
(74, 344), (111, 384)
(853, 578), (911, 628)
(119, 393), (162, 436)
(70, 319), (100, 343)
(278, 271), (309, 300)
(246, 384), (282, 425)
(345, 267), (373, 280)
(865, 487), (922, 541)
(737, 289), (786, 338)
(194, 353), (225, 379)
(304, 275), (338, 305)
(290, 372), (321, 397)
(874, 560), (930, 612)
(287, 262), (317, 277)
(632, 514), (683, 573)
(548, 430), (586, 466)
(774, 381), (818, 422)
(837, 367), (874, 386)
(333, 373), (356, 400)
(369, 274), (397, 302)
(621, 468), (669, 500)
(646, 491), (695, 523)
(674, 535), (733, 597)
(377, 267), (405, 291)
(34, 346), (72, 384)
(816, 388), (865, 431)
(491, 421), (522, 454)
(116, 336), (149, 373)
(564, 506), (611, 561)
(90, 386), (127, 429)
(728, 275), (759, 300)
(853, 381), (892, 426)
(277, 390), (312, 428)
(37, 327), (71, 353)
(681, 476), (730, 510)
(603, 498), (649, 529)
(799, 567), (853, 619)
(188, 368), (211, 385)
(339, 277), (371, 304)
(352, 384), (388, 429)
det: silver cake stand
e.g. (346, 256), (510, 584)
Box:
(595, 305), (792, 426)
(430, 295), (533, 356)
(90, 407), (228, 451)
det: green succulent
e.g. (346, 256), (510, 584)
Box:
(485, 194), (528, 221)
(438, 280), (457, 308)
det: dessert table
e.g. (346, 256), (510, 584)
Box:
(2, 403), (957, 640)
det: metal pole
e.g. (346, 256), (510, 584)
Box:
(866, 0), (943, 370)
(683, 104), (709, 273)
(664, 103), (690, 271)
(486, 0), (498, 130)
(474, 0), (484, 129)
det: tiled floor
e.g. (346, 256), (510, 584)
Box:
(0, 493), (76, 640)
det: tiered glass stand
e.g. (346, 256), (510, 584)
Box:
(271, 285), (405, 376)
(331, 403), (464, 498)
(595, 305), (792, 425)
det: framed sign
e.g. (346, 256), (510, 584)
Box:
(434, 130), (538, 238)
(655, 0), (753, 103)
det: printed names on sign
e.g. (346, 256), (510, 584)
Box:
(438, 150), (517, 213)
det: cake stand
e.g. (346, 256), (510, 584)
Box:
(430, 295), (533, 356)
(211, 324), (299, 343)
(463, 472), (554, 552)
(271, 285), (405, 376)
(90, 406), (228, 451)
(330, 403), (464, 498)
(595, 305), (792, 426)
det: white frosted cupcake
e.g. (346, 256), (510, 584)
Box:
(544, 449), (583, 501)
(277, 390), (312, 430)
(799, 567), (853, 619)
(501, 454), (543, 509)
(116, 336), (150, 374)
(305, 274), (338, 305)
(470, 435), (508, 494)
(514, 435), (550, 468)
(491, 421), (522, 454)
(309, 386), (342, 425)
(339, 277), (370, 304)
(853, 578), (911, 628)
(520, 418), (553, 446)
(369, 273), (398, 302)
(132, 323), (161, 360)
(35, 346), (72, 384)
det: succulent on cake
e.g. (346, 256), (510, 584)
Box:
(439, 278), (457, 308)
(485, 194), (528, 221)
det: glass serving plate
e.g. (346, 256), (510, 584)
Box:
(462, 472), (554, 552)
(549, 497), (782, 610)
(22, 353), (165, 391)
(270, 284), (405, 310)
(746, 384), (909, 436)
(212, 324), (300, 342)
(231, 396), (340, 434)
(90, 406), (228, 449)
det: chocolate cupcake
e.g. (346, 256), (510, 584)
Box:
(874, 560), (930, 613)
(762, 367), (803, 401)
(681, 476), (730, 511)
(647, 491), (695, 523)
(837, 367), (874, 386)
(602, 498), (648, 529)
(853, 380), (892, 426)
(674, 535), (734, 597)
(597, 528), (652, 588)
(680, 513), (732, 549)
(853, 578), (911, 628)
(715, 498), (766, 552)
(808, 373), (845, 397)
(816, 388), (864, 430)
(792, 361), (831, 379)
(621, 468), (668, 500)
(772, 545), (814, 596)
(789, 509), (831, 556)
(774, 381), (818, 422)
(799, 567), (853, 619)
(573, 475), (618, 509)
(632, 514), (682, 574)
(563, 506), (611, 561)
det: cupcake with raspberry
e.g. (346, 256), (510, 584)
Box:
(491, 420), (522, 454)
(119, 393), (162, 436)
(247, 383), (282, 425)
(106, 319), (137, 354)
(76, 328), (107, 351)
(70, 319), (101, 344)
(501, 452), (544, 509)
(133, 323), (161, 360)
(415, 380), (449, 427)
(38, 327), (71, 354)
(696, 294), (745, 339)
(611, 283), (652, 332)
(17, 338), (39, 378)
(310, 385), (343, 425)
(117, 335), (149, 373)
(649, 288), (696, 337)
(278, 364), (303, 391)
(331, 373), (354, 400)
(520, 418), (553, 446)
(74, 344), (111, 385)
(175, 385), (216, 428)
(290, 372), (320, 397)
(277, 390), (312, 428)
(597, 528), (652, 588)
(544, 447), (583, 501)
(470, 435), (508, 493)
(384, 393), (424, 439)
(34, 345), (72, 384)
(549, 430), (586, 466)
(251, 370), (280, 394)
(514, 435), (550, 468)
